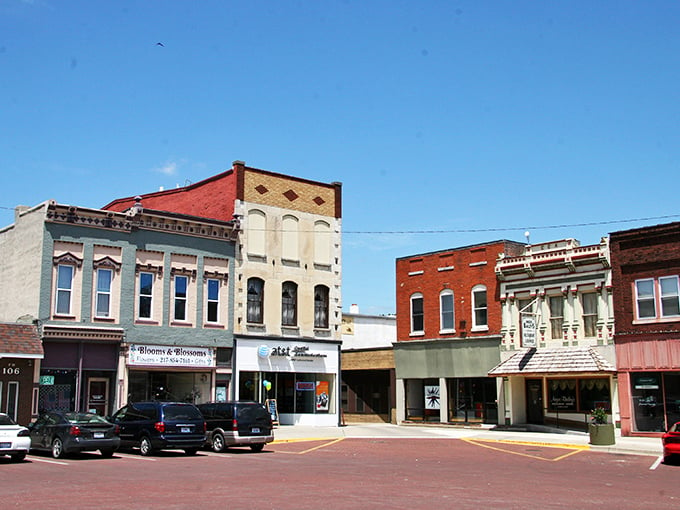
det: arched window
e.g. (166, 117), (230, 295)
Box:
(472, 285), (488, 330)
(314, 285), (330, 328)
(410, 293), (424, 334)
(282, 281), (298, 326)
(440, 289), (454, 332)
(282, 215), (299, 261)
(247, 277), (264, 324)
(314, 220), (331, 265)
(247, 209), (266, 256)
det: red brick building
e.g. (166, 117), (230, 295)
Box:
(394, 240), (524, 424)
(0, 323), (43, 425)
(610, 222), (680, 436)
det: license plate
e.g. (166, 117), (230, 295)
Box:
(94, 432), (105, 439)
(0, 442), (10, 448)
(180, 427), (191, 433)
(251, 427), (260, 434)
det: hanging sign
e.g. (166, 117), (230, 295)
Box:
(522, 316), (537, 348)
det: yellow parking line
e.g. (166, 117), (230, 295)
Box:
(274, 437), (345, 455)
(461, 437), (587, 462)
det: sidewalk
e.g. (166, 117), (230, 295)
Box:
(271, 422), (663, 457)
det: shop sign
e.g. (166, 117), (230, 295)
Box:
(258, 344), (327, 361)
(128, 344), (214, 367)
(550, 395), (576, 410)
(521, 316), (537, 348)
(296, 382), (315, 391)
(39, 375), (55, 385)
(634, 375), (659, 390)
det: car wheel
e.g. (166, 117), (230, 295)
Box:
(184, 448), (198, 456)
(139, 436), (153, 456)
(52, 438), (65, 459)
(100, 449), (115, 458)
(11, 451), (27, 462)
(212, 433), (225, 453)
(250, 443), (265, 452)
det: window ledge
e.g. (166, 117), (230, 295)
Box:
(471, 326), (489, 332)
(94, 317), (117, 323)
(633, 316), (680, 325)
(135, 319), (159, 326)
(314, 263), (332, 272)
(281, 258), (300, 268)
(409, 331), (425, 337)
(203, 323), (225, 329)
(281, 326), (300, 337)
(53, 314), (76, 320)
(439, 329), (456, 335)
(170, 321), (193, 327)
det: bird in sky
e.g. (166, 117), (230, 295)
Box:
(156, 42), (164, 47)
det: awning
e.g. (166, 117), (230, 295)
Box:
(0, 322), (43, 359)
(488, 347), (615, 377)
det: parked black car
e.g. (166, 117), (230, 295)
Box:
(197, 401), (274, 453)
(109, 402), (206, 456)
(28, 411), (120, 459)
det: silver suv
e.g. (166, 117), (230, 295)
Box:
(197, 401), (274, 453)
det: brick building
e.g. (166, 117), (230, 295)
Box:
(394, 240), (525, 424)
(105, 161), (343, 426)
(610, 222), (680, 436)
(0, 323), (43, 424)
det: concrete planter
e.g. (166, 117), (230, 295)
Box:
(588, 423), (615, 445)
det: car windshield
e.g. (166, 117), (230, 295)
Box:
(0, 414), (17, 426)
(63, 413), (110, 425)
(163, 405), (202, 420)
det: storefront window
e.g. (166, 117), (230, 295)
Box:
(547, 378), (610, 413)
(241, 371), (334, 415)
(632, 373), (665, 432)
(447, 378), (497, 424)
(38, 370), (77, 412)
(128, 371), (211, 404)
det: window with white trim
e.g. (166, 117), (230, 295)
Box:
(95, 268), (113, 318)
(440, 289), (454, 332)
(282, 215), (299, 261)
(471, 285), (488, 330)
(549, 295), (564, 340)
(410, 293), (424, 334)
(138, 272), (154, 319)
(206, 279), (220, 323)
(174, 275), (188, 321)
(55, 264), (74, 315)
(582, 293), (598, 337)
(635, 276), (680, 320)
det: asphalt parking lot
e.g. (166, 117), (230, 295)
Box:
(2, 434), (678, 510)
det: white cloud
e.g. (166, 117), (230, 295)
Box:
(153, 161), (178, 176)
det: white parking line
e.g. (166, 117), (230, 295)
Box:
(28, 456), (69, 466)
(650, 455), (663, 470)
(114, 452), (157, 461)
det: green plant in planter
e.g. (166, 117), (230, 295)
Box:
(590, 407), (608, 425)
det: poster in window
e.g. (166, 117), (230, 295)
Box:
(316, 381), (329, 412)
(425, 385), (440, 409)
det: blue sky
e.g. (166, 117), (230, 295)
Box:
(2, 1), (680, 315)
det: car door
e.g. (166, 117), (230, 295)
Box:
(29, 415), (48, 449)
(111, 406), (136, 446)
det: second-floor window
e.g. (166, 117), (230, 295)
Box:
(636, 276), (680, 320)
(314, 285), (329, 328)
(55, 264), (74, 315)
(174, 275), (188, 321)
(247, 278), (264, 324)
(139, 272), (154, 319)
(582, 293), (598, 337)
(95, 268), (113, 318)
(549, 296), (564, 340)
(472, 285), (488, 330)
(206, 279), (220, 323)
(282, 281), (298, 326)
(410, 293), (424, 334)
(440, 290), (454, 332)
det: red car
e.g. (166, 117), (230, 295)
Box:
(662, 421), (680, 463)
